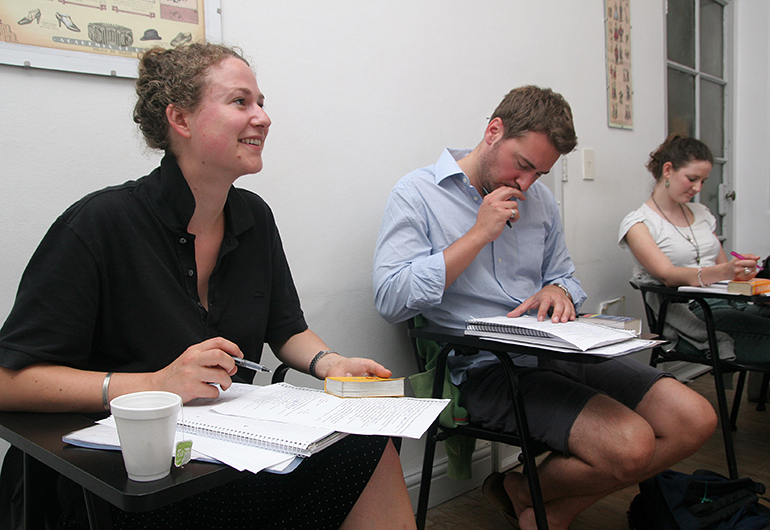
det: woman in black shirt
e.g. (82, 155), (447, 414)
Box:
(0, 43), (415, 530)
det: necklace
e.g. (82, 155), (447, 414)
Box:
(651, 195), (701, 265)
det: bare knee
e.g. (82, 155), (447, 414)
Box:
(570, 395), (656, 483)
(675, 392), (717, 452)
(606, 423), (657, 483)
(639, 378), (718, 454)
(570, 413), (656, 484)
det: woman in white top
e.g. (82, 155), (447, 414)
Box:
(619, 134), (770, 364)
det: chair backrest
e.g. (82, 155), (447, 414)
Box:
(630, 281), (719, 366)
(630, 282), (660, 334)
(630, 282), (679, 367)
(271, 364), (291, 384)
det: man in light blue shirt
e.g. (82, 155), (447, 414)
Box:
(373, 86), (716, 530)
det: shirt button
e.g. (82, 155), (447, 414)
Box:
(498, 258), (502, 263)
(179, 237), (187, 244)
(187, 269), (194, 277)
(473, 196), (479, 201)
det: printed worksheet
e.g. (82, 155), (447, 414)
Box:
(213, 383), (449, 439)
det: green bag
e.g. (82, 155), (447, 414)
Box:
(408, 316), (475, 480)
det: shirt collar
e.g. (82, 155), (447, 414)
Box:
(435, 148), (472, 185)
(145, 153), (256, 237)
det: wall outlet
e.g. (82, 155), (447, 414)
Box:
(582, 148), (595, 180)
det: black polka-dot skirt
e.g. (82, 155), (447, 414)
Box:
(110, 435), (389, 530)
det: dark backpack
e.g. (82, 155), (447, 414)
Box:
(628, 469), (770, 530)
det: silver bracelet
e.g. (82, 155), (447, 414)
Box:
(102, 372), (113, 411)
(553, 283), (572, 300)
(309, 350), (337, 379)
(697, 267), (705, 287)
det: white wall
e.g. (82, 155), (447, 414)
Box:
(733, 0), (770, 254)
(1, 0), (768, 508)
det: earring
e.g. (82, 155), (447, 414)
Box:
(665, 179), (670, 188)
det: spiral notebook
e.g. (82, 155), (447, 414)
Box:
(64, 383), (346, 462)
(177, 393), (347, 458)
(465, 315), (638, 352)
(176, 412), (346, 458)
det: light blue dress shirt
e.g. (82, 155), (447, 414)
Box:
(373, 148), (587, 382)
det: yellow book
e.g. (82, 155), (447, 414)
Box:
(727, 278), (770, 296)
(324, 376), (405, 398)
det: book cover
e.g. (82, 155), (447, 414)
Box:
(727, 278), (770, 295)
(324, 376), (405, 398)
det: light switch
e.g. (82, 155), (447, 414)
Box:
(582, 148), (595, 180)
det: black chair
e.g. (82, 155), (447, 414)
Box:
(632, 282), (770, 479)
(407, 317), (551, 530)
(271, 363), (291, 384)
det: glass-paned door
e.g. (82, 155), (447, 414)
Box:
(666, 0), (732, 244)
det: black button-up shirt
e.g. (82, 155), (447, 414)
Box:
(0, 154), (307, 380)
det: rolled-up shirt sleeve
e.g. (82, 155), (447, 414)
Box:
(373, 187), (446, 323)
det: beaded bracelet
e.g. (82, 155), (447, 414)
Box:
(697, 267), (705, 287)
(309, 350), (338, 379)
(102, 372), (113, 411)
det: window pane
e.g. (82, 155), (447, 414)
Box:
(668, 0), (695, 67)
(668, 68), (696, 137)
(700, 162), (722, 237)
(700, 0), (724, 77)
(700, 79), (724, 157)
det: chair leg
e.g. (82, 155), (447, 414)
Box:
(22, 453), (48, 530)
(712, 367), (740, 479)
(757, 373), (770, 412)
(84, 488), (115, 530)
(730, 371), (747, 431)
(415, 422), (439, 530)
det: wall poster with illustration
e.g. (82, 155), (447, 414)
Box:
(605, 0), (633, 129)
(0, 0), (220, 78)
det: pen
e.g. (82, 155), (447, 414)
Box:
(730, 251), (764, 271)
(232, 357), (272, 373)
(482, 186), (513, 228)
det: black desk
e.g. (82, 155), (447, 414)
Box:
(408, 324), (618, 530)
(0, 411), (244, 530)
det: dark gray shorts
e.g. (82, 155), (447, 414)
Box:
(459, 356), (670, 455)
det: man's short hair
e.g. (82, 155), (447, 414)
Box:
(491, 86), (578, 154)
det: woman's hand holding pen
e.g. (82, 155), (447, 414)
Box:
(149, 337), (241, 403)
(730, 251), (762, 280)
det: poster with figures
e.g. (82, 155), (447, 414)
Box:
(0, 0), (217, 77)
(605, 0), (633, 129)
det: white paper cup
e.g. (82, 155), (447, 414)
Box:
(110, 391), (182, 482)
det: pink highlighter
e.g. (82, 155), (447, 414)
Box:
(730, 251), (764, 271)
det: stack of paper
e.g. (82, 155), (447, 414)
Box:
(64, 382), (449, 475)
(465, 315), (662, 357)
